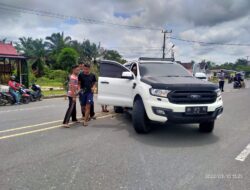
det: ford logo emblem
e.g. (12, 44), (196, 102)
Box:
(189, 94), (201, 99)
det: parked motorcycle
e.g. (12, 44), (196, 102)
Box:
(233, 80), (245, 89)
(18, 87), (30, 104)
(0, 92), (9, 106)
(233, 73), (245, 89)
(30, 84), (43, 101)
(0, 92), (15, 105)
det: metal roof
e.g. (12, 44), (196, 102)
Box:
(0, 42), (25, 59)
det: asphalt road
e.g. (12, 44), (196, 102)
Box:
(0, 82), (249, 190)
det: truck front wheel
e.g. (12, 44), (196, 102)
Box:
(199, 121), (214, 133)
(132, 98), (151, 134)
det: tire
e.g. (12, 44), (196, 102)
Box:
(114, 106), (124, 113)
(132, 98), (151, 134)
(0, 99), (7, 106)
(22, 97), (30, 104)
(199, 121), (214, 133)
(39, 94), (44, 101)
(30, 95), (35, 102)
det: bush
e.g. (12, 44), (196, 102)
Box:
(29, 71), (37, 84)
(35, 77), (64, 87)
(57, 47), (79, 71)
(44, 69), (68, 82)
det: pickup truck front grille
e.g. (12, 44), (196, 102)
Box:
(168, 91), (217, 104)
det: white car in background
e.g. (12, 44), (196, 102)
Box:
(194, 72), (208, 81)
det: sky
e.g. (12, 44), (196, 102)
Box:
(0, 0), (250, 64)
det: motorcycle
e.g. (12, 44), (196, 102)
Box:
(22, 84), (43, 102)
(0, 92), (9, 106)
(233, 81), (241, 88)
(233, 80), (245, 89)
(233, 73), (245, 89)
(30, 84), (43, 101)
(0, 92), (15, 105)
(18, 87), (30, 104)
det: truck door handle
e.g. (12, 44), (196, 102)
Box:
(101, 81), (109, 84)
(133, 83), (137, 89)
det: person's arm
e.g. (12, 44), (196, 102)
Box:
(91, 74), (97, 93)
(16, 82), (22, 88)
(78, 73), (82, 90)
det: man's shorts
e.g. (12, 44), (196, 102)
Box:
(80, 92), (94, 106)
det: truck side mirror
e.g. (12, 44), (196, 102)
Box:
(121, 71), (134, 80)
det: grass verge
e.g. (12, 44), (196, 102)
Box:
(43, 90), (66, 97)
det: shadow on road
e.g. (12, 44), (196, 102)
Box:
(92, 113), (219, 148)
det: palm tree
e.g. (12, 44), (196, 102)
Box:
(17, 37), (34, 57)
(45, 32), (71, 55)
(45, 32), (72, 69)
(31, 39), (47, 76)
(18, 37), (47, 77)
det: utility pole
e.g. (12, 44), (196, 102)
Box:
(162, 30), (172, 59)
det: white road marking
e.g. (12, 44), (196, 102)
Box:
(0, 113), (116, 140)
(0, 125), (62, 140)
(96, 113), (117, 119)
(0, 105), (55, 114)
(235, 144), (250, 162)
(0, 120), (62, 133)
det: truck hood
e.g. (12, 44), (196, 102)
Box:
(141, 76), (219, 91)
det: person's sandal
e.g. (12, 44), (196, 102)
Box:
(62, 124), (70, 128)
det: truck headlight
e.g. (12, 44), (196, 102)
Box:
(215, 89), (221, 97)
(150, 88), (170, 98)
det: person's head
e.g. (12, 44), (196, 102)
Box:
(78, 61), (84, 71)
(83, 63), (91, 75)
(71, 65), (80, 75)
(132, 65), (137, 76)
(221, 69), (224, 73)
(10, 75), (16, 81)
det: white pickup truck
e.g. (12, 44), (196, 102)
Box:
(98, 58), (223, 134)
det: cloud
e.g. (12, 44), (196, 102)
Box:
(0, 0), (250, 64)
(181, 0), (250, 26)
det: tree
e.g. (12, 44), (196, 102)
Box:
(45, 32), (72, 68)
(70, 40), (99, 62)
(31, 39), (47, 77)
(17, 37), (34, 57)
(17, 37), (47, 77)
(57, 47), (79, 71)
(45, 32), (71, 54)
(235, 59), (248, 67)
(0, 38), (7, 43)
(103, 50), (126, 63)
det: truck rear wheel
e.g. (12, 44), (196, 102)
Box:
(132, 98), (151, 134)
(199, 121), (214, 133)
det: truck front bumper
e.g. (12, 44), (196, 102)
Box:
(144, 96), (223, 123)
(152, 106), (223, 123)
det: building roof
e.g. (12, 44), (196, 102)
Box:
(0, 42), (25, 59)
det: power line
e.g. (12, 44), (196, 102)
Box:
(168, 36), (250, 47)
(0, 2), (162, 31)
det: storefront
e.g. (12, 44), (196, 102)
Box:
(0, 42), (28, 87)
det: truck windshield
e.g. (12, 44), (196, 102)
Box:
(139, 63), (192, 77)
